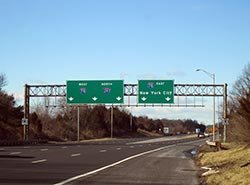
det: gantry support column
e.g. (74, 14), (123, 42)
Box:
(223, 83), (228, 142)
(24, 84), (30, 140)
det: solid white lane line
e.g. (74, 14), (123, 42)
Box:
(10, 152), (21, 155)
(41, 148), (48, 152)
(100, 150), (107, 153)
(54, 145), (175, 185)
(71, 153), (81, 157)
(31, 159), (47, 164)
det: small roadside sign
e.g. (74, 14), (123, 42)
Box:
(22, 118), (28, 126)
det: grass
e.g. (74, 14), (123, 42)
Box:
(197, 143), (250, 185)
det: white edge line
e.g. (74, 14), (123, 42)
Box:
(54, 145), (175, 185)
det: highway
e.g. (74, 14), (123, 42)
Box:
(0, 136), (206, 185)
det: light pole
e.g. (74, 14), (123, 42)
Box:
(196, 69), (216, 141)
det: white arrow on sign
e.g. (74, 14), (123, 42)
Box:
(68, 97), (74, 101)
(141, 97), (147, 101)
(116, 96), (122, 101)
(165, 97), (171, 102)
(92, 97), (98, 101)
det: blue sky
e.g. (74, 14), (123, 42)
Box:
(1, 0), (250, 124)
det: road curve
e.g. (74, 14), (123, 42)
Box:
(0, 136), (206, 185)
(59, 139), (204, 185)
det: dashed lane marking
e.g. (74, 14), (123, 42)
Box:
(41, 149), (48, 152)
(54, 145), (176, 185)
(31, 159), (47, 164)
(71, 153), (81, 157)
(10, 152), (21, 155)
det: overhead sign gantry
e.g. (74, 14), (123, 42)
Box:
(23, 82), (228, 141)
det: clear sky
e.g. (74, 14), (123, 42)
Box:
(1, 0), (249, 124)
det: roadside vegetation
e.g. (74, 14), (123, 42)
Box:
(197, 63), (250, 185)
(227, 63), (250, 143)
(0, 74), (23, 140)
(197, 143), (250, 185)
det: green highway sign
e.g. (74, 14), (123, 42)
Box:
(66, 80), (124, 104)
(138, 80), (174, 104)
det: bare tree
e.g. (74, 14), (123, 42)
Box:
(228, 63), (250, 143)
(0, 73), (7, 91)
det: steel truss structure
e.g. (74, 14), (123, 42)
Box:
(25, 83), (225, 97)
(23, 83), (228, 140)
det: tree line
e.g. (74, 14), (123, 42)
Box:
(28, 104), (203, 141)
(0, 75), (23, 140)
(0, 73), (202, 141)
(227, 63), (250, 143)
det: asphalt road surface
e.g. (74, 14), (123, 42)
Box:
(0, 136), (206, 185)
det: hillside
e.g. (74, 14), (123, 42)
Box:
(197, 143), (250, 185)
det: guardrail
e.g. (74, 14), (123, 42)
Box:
(0, 140), (48, 146)
(206, 140), (221, 151)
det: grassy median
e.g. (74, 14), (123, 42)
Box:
(196, 143), (250, 185)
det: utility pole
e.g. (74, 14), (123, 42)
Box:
(110, 106), (113, 139)
(196, 69), (216, 141)
(77, 106), (80, 142)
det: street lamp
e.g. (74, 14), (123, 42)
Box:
(196, 69), (216, 141)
